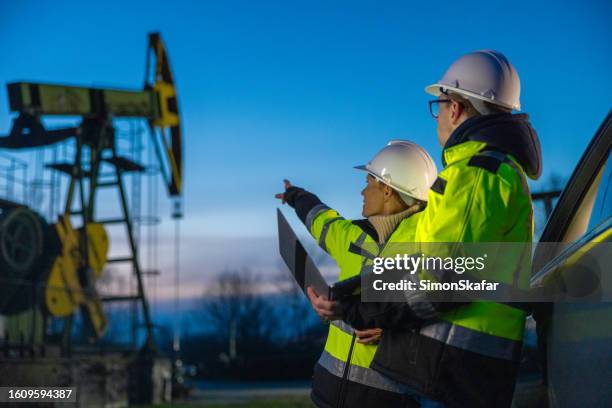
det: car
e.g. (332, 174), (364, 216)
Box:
(519, 111), (611, 408)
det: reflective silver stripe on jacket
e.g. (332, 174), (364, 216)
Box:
(404, 291), (438, 320)
(305, 203), (331, 232)
(349, 244), (377, 261)
(331, 320), (354, 335)
(399, 271), (439, 320)
(319, 217), (344, 252)
(317, 350), (411, 394)
(354, 231), (367, 247)
(348, 232), (377, 260)
(353, 237), (378, 286)
(419, 319), (522, 361)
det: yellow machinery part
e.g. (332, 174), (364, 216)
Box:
(83, 294), (108, 338)
(45, 216), (82, 316)
(80, 222), (109, 277)
(152, 82), (179, 127)
(44, 217), (110, 338)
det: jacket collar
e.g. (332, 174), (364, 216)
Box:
(441, 113), (542, 179)
(442, 140), (488, 167)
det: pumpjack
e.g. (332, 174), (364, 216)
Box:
(0, 32), (183, 350)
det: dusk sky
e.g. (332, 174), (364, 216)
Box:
(1, 1), (610, 301)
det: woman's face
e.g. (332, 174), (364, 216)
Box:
(361, 174), (385, 217)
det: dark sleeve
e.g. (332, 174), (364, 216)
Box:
(340, 293), (471, 330)
(283, 186), (323, 225)
(339, 296), (420, 330)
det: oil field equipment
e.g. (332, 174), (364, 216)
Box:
(0, 32), (183, 352)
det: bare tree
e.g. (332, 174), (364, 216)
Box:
(199, 269), (276, 362)
(271, 261), (317, 343)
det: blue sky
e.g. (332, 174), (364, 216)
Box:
(1, 1), (610, 298)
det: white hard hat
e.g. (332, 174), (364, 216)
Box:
(354, 140), (437, 202)
(425, 50), (521, 111)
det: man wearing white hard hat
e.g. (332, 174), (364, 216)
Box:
(413, 49), (541, 407)
(311, 50), (543, 408)
(275, 140), (437, 408)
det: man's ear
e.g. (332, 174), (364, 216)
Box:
(450, 100), (464, 124)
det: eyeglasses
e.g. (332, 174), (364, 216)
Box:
(428, 99), (452, 119)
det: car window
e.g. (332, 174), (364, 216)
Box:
(587, 155), (612, 231)
(562, 151), (610, 244)
(540, 115), (611, 242)
(532, 112), (611, 271)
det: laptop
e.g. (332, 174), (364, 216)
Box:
(277, 208), (360, 301)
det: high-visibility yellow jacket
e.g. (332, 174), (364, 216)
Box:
(283, 186), (421, 408)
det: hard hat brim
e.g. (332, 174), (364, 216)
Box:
(425, 84), (443, 97)
(354, 164), (379, 182)
(354, 164), (387, 184)
(354, 164), (426, 202)
(424, 83), (520, 111)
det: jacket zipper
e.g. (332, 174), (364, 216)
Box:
(335, 333), (357, 408)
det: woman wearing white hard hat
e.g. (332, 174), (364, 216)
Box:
(275, 140), (437, 408)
